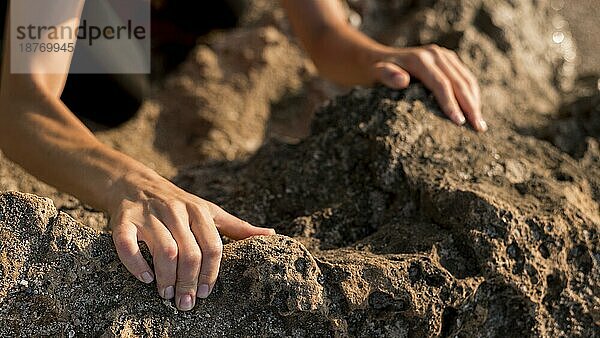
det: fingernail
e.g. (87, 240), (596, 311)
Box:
(164, 286), (175, 299)
(453, 113), (466, 125)
(140, 272), (154, 284)
(479, 120), (488, 131)
(178, 295), (193, 311)
(197, 284), (211, 299)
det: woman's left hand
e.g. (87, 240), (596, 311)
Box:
(372, 44), (486, 132)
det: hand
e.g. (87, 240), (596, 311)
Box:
(373, 44), (486, 132)
(107, 170), (275, 311)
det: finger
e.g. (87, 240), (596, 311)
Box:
(145, 214), (178, 302)
(189, 204), (223, 299)
(435, 52), (486, 132)
(413, 59), (466, 126)
(111, 218), (154, 284)
(157, 202), (200, 311)
(441, 52), (486, 131)
(444, 51), (481, 103)
(209, 203), (276, 240)
(373, 61), (411, 89)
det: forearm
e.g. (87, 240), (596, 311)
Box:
(281, 0), (391, 86)
(0, 77), (154, 212)
(0, 0), (156, 212)
(0, 0), (278, 309)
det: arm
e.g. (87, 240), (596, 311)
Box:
(281, 0), (486, 132)
(0, 1), (274, 311)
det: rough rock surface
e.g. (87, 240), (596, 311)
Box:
(177, 84), (599, 337)
(150, 26), (325, 163)
(0, 154), (107, 232)
(1, 83), (598, 336)
(0, 192), (330, 336)
(0, 0), (599, 337)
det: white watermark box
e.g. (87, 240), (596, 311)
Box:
(10, 0), (151, 74)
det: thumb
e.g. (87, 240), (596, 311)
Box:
(210, 204), (276, 240)
(373, 61), (411, 89)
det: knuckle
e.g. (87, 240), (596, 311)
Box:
(415, 49), (431, 60)
(164, 199), (182, 211)
(454, 79), (469, 94)
(113, 234), (134, 255)
(427, 44), (443, 56)
(426, 43), (439, 50)
(175, 279), (198, 290)
(206, 202), (220, 214)
(433, 76), (451, 92)
(192, 207), (216, 229)
(198, 272), (216, 284)
(197, 208), (213, 224)
(160, 243), (179, 261)
(462, 75), (479, 95)
(440, 77), (452, 90)
(203, 243), (223, 258)
(162, 201), (183, 218)
(180, 249), (202, 266)
(408, 50), (430, 67)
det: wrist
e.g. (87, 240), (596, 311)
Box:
(312, 23), (398, 86)
(101, 151), (162, 215)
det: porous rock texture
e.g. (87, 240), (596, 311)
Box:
(1, 82), (598, 336)
(177, 84), (599, 337)
(0, 0), (599, 337)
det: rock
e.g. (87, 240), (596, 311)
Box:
(0, 191), (470, 337)
(540, 90), (600, 159)
(0, 193), (478, 337)
(150, 25), (326, 163)
(177, 84), (599, 337)
(0, 192), (327, 336)
(2, 82), (597, 336)
(6, 85), (594, 335)
(0, 153), (107, 232)
(120, 0), (594, 168)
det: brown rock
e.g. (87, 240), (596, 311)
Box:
(178, 84), (599, 337)
(0, 0), (598, 337)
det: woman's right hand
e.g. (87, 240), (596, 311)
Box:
(107, 169), (275, 311)
(1, 0), (274, 314)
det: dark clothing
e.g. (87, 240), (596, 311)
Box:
(1, 1), (240, 127)
(0, 1), (142, 127)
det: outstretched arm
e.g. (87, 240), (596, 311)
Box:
(281, 0), (486, 132)
(0, 0), (274, 311)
